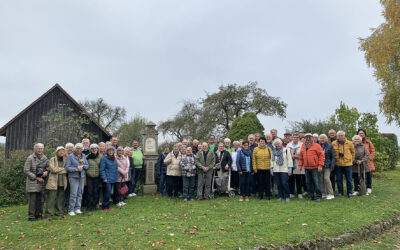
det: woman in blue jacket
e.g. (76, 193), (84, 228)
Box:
(66, 143), (89, 216)
(99, 147), (119, 211)
(236, 141), (253, 202)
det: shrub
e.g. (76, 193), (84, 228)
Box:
(227, 112), (264, 141)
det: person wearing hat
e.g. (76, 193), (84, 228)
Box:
(86, 144), (102, 212)
(99, 146), (119, 211)
(299, 133), (325, 202)
(66, 143), (89, 216)
(44, 146), (67, 218)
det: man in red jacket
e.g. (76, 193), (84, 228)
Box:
(299, 133), (325, 202)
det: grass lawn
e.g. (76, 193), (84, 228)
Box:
(340, 225), (400, 249)
(1, 169), (400, 249)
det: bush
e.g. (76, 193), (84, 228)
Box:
(227, 112), (264, 141)
(380, 133), (400, 170)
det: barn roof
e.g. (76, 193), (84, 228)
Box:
(0, 83), (111, 137)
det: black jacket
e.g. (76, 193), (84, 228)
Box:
(215, 150), (233, 173)
(157, 152), (168, 174)
(320, 142), (335, 170)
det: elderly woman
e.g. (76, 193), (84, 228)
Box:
(99, 147), (119, 211)
(180, 145), (187, 155)
(319, 134), (335, 200)
(114, 147), (129, 206)
(65, 143), (74, 158)
(357, 129), (375, 195)
(45, 146), (67, 218)
(287, 134), (306, 198)
(215, 142), (232, 177)
(236, 141), (253, 201)
(230, 141), (241, 190)
(86, 144), (102, 211)
(24, 143), (49, 221)
(252, 137), (272, 200)
(164, 144), (182, 200)
(66, 143), (89, 216)
(180, 147), (197, 201)
(352, 135), (370, 196)
(224, 138), (233, 153)
(98, 142), (106, 157)
(271, 139), (293, 202)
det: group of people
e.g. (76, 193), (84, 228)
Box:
(24, 128), (375, 221)
(24, 137), (144, 221)
(157, 129), (375, 202)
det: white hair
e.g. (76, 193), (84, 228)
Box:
(273, 138), (283, 146)
(124, 146), (131, 152)
(90, 144), (99, 149)
(186, 147), (192, 151)
(352, 135), (362, 142)
(34, 143), (44, 149)
(98, 142), (105, 146)
(74, 143), (84, 150)
(65, 142), (74, 148)
(233, 141), (240, 146)
(319, 134), (328, 140)
(248, 134), (255, 139)
(224, 138), (231, 143)
(82, 138), (90, 143)
(337, 130), (345, 136)
(313, 133), (319, 138)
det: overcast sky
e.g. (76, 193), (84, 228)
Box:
(0, 0), (396, 143)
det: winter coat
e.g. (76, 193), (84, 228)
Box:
(363, 138), (376, 171)
(195, 150), (216, 172)
(332, 139), (355, 167)
(116, 155), (130, 182)
(99, 156), (119, 183)
(299, 143), (325, 170)
(271, 147), (293, 173)
(46, 156), (68, 190)
(86, 155), (101, 178)
(320, 143), (335, 171)
(164, 152), (182, 176)
(252, 146), (272, 170)
(236, 149), (253, 173)
(215, 150), (233, 173)
(157, 152), (168, 175)
(287, 142), (304, 174)
(127, 156), (134, 179)
(24, 153), (49, 193)
(66, 154), (89, 179)
(180, 154), (197, 177)
(352, 143), (370, 173)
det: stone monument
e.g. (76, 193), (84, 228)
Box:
(142, 121), (159, 194)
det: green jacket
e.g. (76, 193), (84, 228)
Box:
(87, 156), (102, 178)
(24, 153), (49, 193)
(132, 148), (144, 168)
(195, 150), (216, 172)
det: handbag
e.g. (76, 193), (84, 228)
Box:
(119, 182), (129, 196)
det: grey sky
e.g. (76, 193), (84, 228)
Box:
(1, 0), (396, 143)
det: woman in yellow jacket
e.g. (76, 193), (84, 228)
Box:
(252, 137), (272, 200)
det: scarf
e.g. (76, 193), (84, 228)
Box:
(57, 156), (64, 162)
(272, 147), (284, 166)
(87, 152), (99, 160)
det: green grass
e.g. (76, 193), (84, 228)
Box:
(340, 225), (400, 249)
(1, 169), (400, 249)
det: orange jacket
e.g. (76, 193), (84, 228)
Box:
(363, 138), (376, 171)
(299, 143), (325, 170)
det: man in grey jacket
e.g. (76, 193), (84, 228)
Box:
(195, 142), (216, 200)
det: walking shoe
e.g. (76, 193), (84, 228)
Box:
(315, 198), (322, 203)
(239, 196), (244, 202)
(367, 188), (372, 195)
(130, 193), (137, 197)
(285, 198), (290, 202)
(298, 194), (303, 199)
(74, 209), (83, 215)
(102, 209), (108, 212)
(326, 195), (335, 200)
(348, 194), (354, 198)
(337, 193), (343, 197)
(322, 195), (327, 199)
(117, 202), (123, 207)
(289, 194), (295, 198)
(278, 197), (283, 201)
(68, 211), (76, 216)
(190, 198), (194, 201)
(184, 199), (188, 202)
(302, 192), (308, 196)
(245, 196), (250, 201)
(352, 191), (359, 196)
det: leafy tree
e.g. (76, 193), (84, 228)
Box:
(80, 98), (127, 133)
(42, 107), (98, 148)
(359, 0), (400, 126)
(202, 82), (287, 133)
(227, 112), (264, 141)
(115, 115), (147, 147)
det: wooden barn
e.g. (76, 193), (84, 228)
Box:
(0, 84), (111, 157)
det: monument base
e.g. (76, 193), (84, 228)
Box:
(143, 184), (157, 195)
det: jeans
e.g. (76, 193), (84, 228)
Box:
(130, 168), (142, 194)
(28, 192), (42, 219)
(366, 172), (372, 189)
(166, 176), (181, 198)
(295, 174), (307, 195)
(305, 169), (322, 199)
(239, 172), (252, 197)
(102, 182), (113, 209)
(68, 177), (84, 212)
(330, 171), (336, 192)
(274, 172), (290, 199)
(250, 174), (257, 195)
(231, 171), (240, 190)
(45, 187), (65, 217)
(288, 174), (295, 195)
(197, 171), (213, 199)
(86, 177), (101, 211)
(257, 170), (271, 198)
(335, 166), (353, 196)
(320, 168), (333, 196)
(182, 176), (196, 199)
(159, 173), (167, 195)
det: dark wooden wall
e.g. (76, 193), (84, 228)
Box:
(4, 87), (110, 157)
